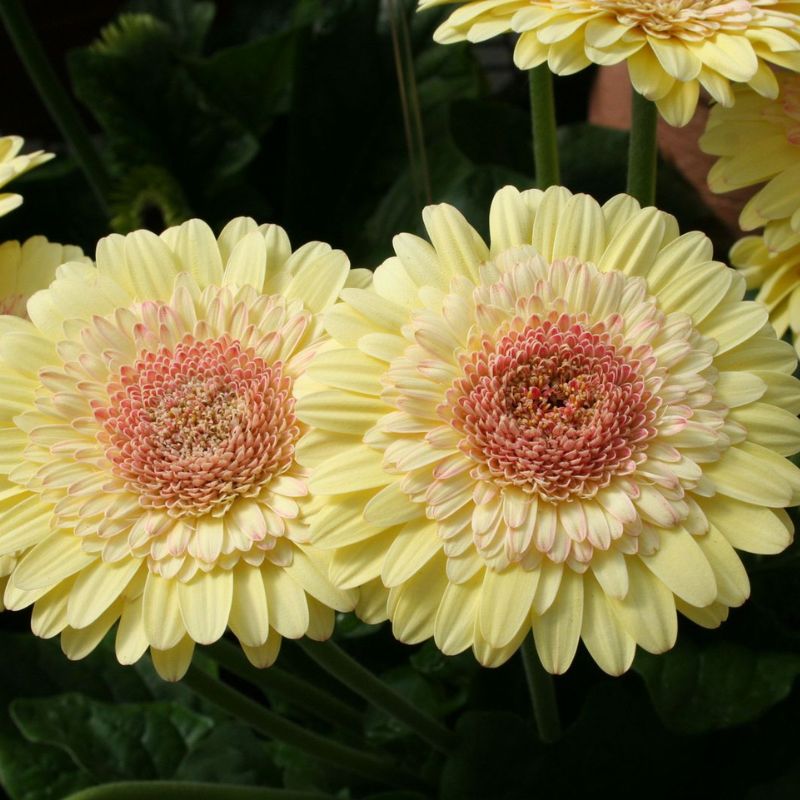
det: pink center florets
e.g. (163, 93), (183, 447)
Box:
(96, 334), (299, 517)
(447, 315), (659, 501)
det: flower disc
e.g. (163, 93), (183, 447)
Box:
(299, 186), (800, 674)
(0, 219), (357, 679)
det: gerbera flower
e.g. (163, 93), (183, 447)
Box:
(299, 185), (800, 675)
(0, 218), (355, 680)
(420, 1), (800, 127)
(0, 136), (53, 217)
(0, 236), (89, 608)
(731, 232), (800, 348)
(0, 235), (89, 317)
(701, 72), (800, 251)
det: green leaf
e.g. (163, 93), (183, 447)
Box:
(187, 32), (297, 135)
(173, 722), (281, 786)
(68, 10), (258, 203)
(128, 0), (215, 53)
(10, 694), (213, 782)
(0, 734), (94, 800)
(0, 634), (152, 714)
(634, 639), (800, 734)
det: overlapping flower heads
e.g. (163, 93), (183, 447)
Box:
(299, 185), (800, 675)
(701, 71), (800, 253)
(0, 218), (356, 679)
(0, 136), (53, 217)
(419, 1), (800, 126)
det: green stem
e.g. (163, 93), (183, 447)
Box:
(0, 0), (111, 214)
(520, 636), (562, 744)
(626, 90), (658, 207)
(297, 639), (458, 754)
(529, 65), (560, 189)
(207, 639), (363, 733)
(183, 667), (419, 788)
(63, 782), (331, 800)
(398, 3), (432, 204)
(387, 0), (423, 209)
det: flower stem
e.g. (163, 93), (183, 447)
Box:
(520, 635), (562, 744)
(207, 639), (363, 733)
(296, 639), (458, 754)
(529, 65), (560, 189)
(63, 782), (332, 800)
(183, 666), (418, 788)
(0, 0), (111, 214)
(626, 90), (658, 207)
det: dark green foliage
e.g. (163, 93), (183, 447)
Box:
(635, 640), (800, 734)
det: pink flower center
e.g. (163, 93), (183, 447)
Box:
(95, 334), (299, 517)
(447, 315), (659, 501)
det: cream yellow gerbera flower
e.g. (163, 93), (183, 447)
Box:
(730, 233), (800, 347)
(0, 218), (356, 680)
(0, 235), (90, 608)
(0, 236), (89, 316)
(298, 185), (800, 675)
(0, 136), (53, 217)
(420, 1), (800, 127)
(701, 72), (800, 251)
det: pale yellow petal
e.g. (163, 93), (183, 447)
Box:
(532, 568), (583, 674)
(178, 568), (233, 645)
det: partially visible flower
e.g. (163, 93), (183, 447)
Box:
(418, 0), (523, 42)
(701, 72), (800, 251)
(420, 1), (800, 127)
(299, 185), (800, 675)
(0, 236), (89, 316)
(0, 235), (89, 605)
(0, 218), (356, 680)
(731, 233), (800, 348)
(0, 136), (54, 217)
